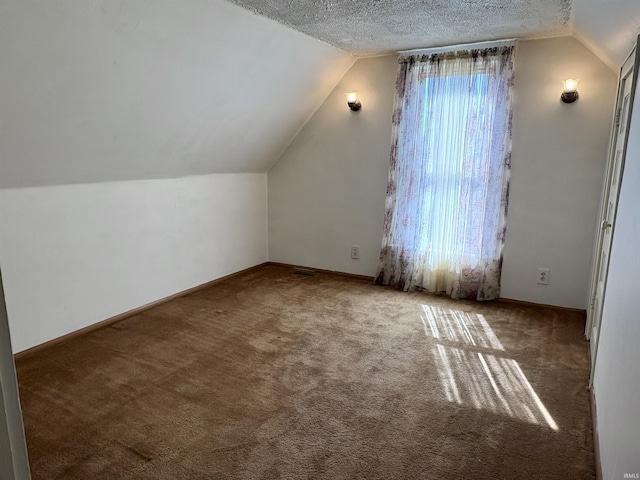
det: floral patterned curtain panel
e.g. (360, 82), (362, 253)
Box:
(375, 45), (516, 300)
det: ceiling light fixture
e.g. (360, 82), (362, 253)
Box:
(561, 78), (579, 104)
(346, 92), (361, 112)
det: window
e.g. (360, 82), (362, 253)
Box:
(375, 46), (515, 300)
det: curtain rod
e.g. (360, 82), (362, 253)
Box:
(399, 39), (516, 57)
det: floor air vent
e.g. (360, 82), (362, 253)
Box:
(293, 267), (316, 276)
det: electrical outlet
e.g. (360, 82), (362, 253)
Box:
(351, 245), (360, 260)
(537, 268), (550, 285)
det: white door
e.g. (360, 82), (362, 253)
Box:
(586, 47), (636, 382)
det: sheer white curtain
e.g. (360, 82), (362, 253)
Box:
(375, 46), (515, 300)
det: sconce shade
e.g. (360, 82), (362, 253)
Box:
(345, 92), (362, 112)
(561, 78), (579, 104)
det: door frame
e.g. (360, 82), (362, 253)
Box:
(0, 269), (31, 480)
(586, 37), (640, 384)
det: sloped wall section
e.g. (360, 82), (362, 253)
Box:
(572, 0), (640, 71)
(0, 0), (354, 187)
(0, 0), (354, 352)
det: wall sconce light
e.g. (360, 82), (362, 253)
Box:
(346, 92), (361, 112)
(561, 78), (579, 104)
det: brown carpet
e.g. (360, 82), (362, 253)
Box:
(15, 264), (595, 479)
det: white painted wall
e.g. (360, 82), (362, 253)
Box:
(501, 37), (617, 308)
(268, 37), (616, 308)
(0, 0), (354, 188)
(0, 174), (268, 353)
(593, 64), (640, 478)
(269, 55), (397, 276)
(0, 0), (354, 353)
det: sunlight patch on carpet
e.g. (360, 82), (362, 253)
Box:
(421, 305), (559, 431)
(421, 305), (504, 350)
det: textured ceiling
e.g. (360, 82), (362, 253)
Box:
(229, 0), (573, 56)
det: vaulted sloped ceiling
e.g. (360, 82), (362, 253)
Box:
(0, 0), (355, 188)
(572, 0), (640, 70)
(1, 0), (638, 188)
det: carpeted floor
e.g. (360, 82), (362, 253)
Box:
(15, 264), (595, 479)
